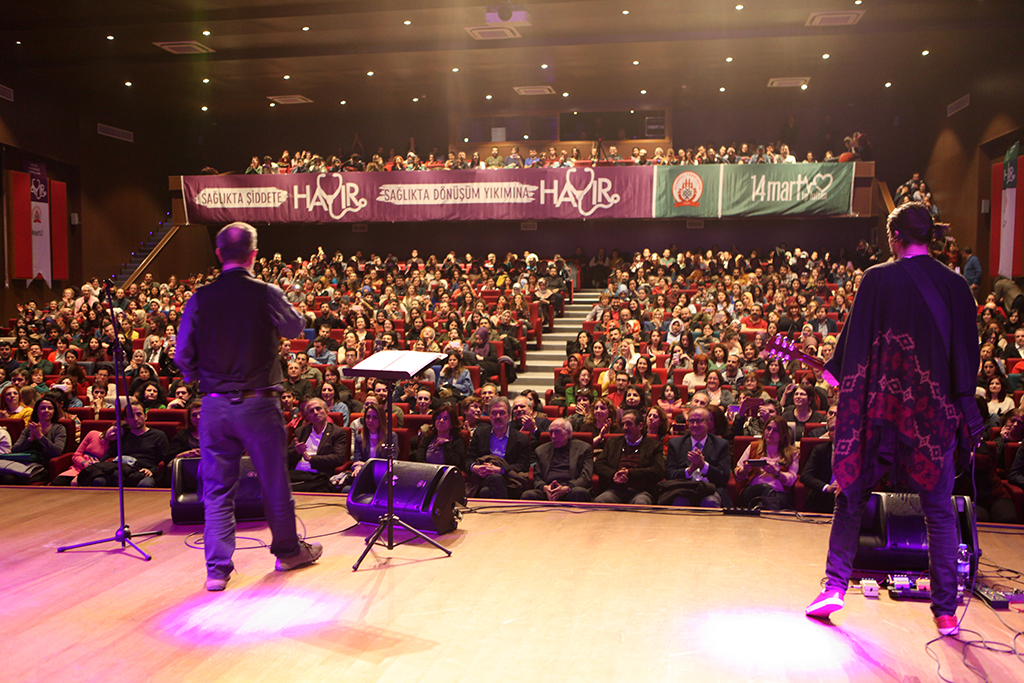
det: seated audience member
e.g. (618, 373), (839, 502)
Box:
(126, 362), (160, 397)
(366, 380), (405, 427)
(702, 370), (735, 407)
(552, 354), (583, 407)
(801, 407), (838, 513)
(983, 376), (1016, 427)
(645, 405), (670, 442)
(0, 384), (33, 424)
(437, 352), (473, 400)
(512, 393), (549, 447)
(295, 352), (323, 385)
(319, 381), (351, 426)
(664, 406), (731, 507)
(468, 326), (500, 380)
(169, 400), (202, 460)
(521, 418), (594, 502)
(733, 416), (799, 510)
(166, 381), (193, 409)
(19, 342), (55, 376)
(88, 381), (113, 418)
(134, 380), (167, 411)
(780, 385), (825, 439)
(83, 399), (169, 488)
(308, 336), (338, 366)
(593, 408), (666, 505)
(657, 382), (686, 414)
(53, 425), (116, 486)
(282, 360), (315, 402)
(0, 395), (67, 485)
(466, 397), (533, 499)
(565, 366), (599, 408)
(681, 354), (709, 391)
(414, 405), (466, 468)
(460, 396), (484, 432)
(568, 392), (596, 433)
(351, 402), (397, 478)
(288, 398), (349, 488)
(28, 367), (49, 395)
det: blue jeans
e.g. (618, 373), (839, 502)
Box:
(824, 439), (959, 617)
(201, 395), (300, 580)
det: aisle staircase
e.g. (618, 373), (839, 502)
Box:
(513, 289), (601, 399)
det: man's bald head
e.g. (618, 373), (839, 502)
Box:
(216, 222), (258, 265)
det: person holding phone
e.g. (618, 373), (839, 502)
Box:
(733, 415), (798, 510)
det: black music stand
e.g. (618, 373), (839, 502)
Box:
(346, 350), (450, 570)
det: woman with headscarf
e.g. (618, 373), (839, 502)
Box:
(469, 326), (499, 380)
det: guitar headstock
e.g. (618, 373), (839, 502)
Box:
(764, 334), (825, 371)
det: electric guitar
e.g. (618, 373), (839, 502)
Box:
(764, 334), (825, 372)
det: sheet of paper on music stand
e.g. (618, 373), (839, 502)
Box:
(346, 350), (446, 380)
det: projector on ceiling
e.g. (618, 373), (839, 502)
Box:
(486, 3), (531, 24)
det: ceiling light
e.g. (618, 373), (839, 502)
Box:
(632, 60), (639, 65)
(622, 10), (630, 15)
(725, 57), (733, 62)
(822, 53), (830, 59)
(562, 92), (569, 97)
(640, 89), (647, 94)
(884, 82), (891, 88)
(107, 35), (114, 40)
(574, 111), (578, 115)
(201, 106), (208, 111)
(486, 95), (493, 100)
(855, 1), (862, 5)
(735, 4), (743, 10)
(524, 135), (529, 139)
(202, 78), (210, 84)
(302, 27), (310, 32)
(203, 30), (211, 36)
(124, 81), (132, 87)
(464, 137), (469, 143)
(412, 97), (419, 102)
(367, 71), (374, 76)
(404, 20), (411, 25)
(452, 67), (459, 72)
(270, 103), (276, 107)
(630, 109), (634, 113)
(541, 64), (548, 69)
(16, 41), (21, 45)
(283, 75), (290, 80)
(921, 49), (930, 56)
(340, 100), (347, 104)
(719, 87), (726, 92)
(800, 84), (808, 90)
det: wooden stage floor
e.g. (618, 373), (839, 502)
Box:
(3, 487), (1024, 683)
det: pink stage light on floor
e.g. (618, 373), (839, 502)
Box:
(160, 588), (352, 646)
(678, 610), (857, 674)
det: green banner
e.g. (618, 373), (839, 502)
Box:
(654, 162), (855, 218)
(723, 162), (854, 217)
(655, 165), (723, 218)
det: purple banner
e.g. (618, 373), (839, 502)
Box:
(181, 166), (655, 224)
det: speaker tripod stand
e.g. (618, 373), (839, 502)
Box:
(345, 350), (452, 571)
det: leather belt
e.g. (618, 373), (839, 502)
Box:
(208, 389), (280, 400)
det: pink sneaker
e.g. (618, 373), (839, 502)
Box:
(805, 589), (845, 619)
(935, 615), (959, 637)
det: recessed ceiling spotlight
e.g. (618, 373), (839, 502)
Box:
(719, 87), (726, 92)
(202, 30), (211, 36)
(412, 97), (419, 102)
(801, 84), (808, 90)
(640, 89), (647, 94)
(16, 41), (22, 45)
(283, 75), (290, 80)
(302, 26), (310, 32)
(201, 106), (208, 111)
(725, 57), (733, 62)
(822, 53), (830, 59)
(622, 10), (630, 15)
(541, 63), (549, 69)
(735, 4), (743, 10)
(270, 103), (276, 107)
(855, 1), (862, 5)
(124, 81), (132, 87)
(524, 135), (529, 139)
(452, 68), (459, 72)
(202, 78), (210, 84)
(630, 109), (635, 113)
(921, 49), (930, 56)
(464, 137), (469, 143)
(574, 111), (578, 115)
(632, 60), (639, 65)
(485, 95), (492, 99)
(340, 100), (347, 104)
(562, 92), (569, 97)
(404, 20), (411, 25)
(884, 82), (891, 88)
(107, 35), (115, 40)
(367, 71), (374, 76)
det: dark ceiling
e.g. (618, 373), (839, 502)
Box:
(2, 0), (1022, 127)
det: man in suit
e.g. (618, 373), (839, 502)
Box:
(522, 418), (593, 502)
(594, 409), (665, 505)
(1003, 328), (1024, 362)
(287, 398), (349, 474)
(801, 407), (837, 513)
(466, 397), (533, 498)
(812, 305), (838, 336)
(665, 406), (731, 507)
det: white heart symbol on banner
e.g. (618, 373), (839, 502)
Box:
(810, 173), (834, 193)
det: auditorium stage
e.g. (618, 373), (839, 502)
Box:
(3, 487), (1023, 683)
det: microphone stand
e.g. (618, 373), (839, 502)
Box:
(57, 280), (164, 560)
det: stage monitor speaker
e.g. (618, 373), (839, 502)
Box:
(346, 458), (466, 534)
(170, 456), (266, 525)
(853, 492), (978, 579)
